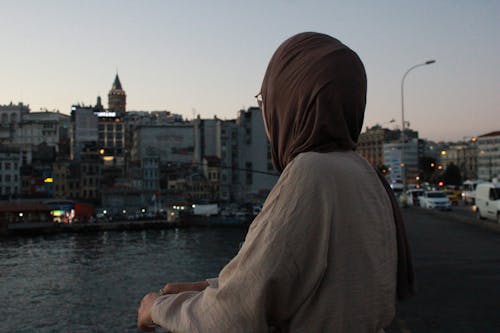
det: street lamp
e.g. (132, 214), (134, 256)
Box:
(401, 59), (436, 206)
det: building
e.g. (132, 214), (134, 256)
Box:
(13, 111), (70, 164)
(193, 117), (221, 163)
(79, 146), (102, 202)
(96, 109), (125, 167)
(440, 139), (478, 181)
(383, 138), (420, 185)
(236, 107), (278, 202)
(108, 74), (126, 116)
(52, 159), (71, 198)
(71, 105), (98, 160)
(220, 120), (239, 202)
(357, 125), (400, 166)
(477, 131), (500, 181)
(142, 156), (160, 192)
(20, 144), (56, 198)
(0, 145), (21, 198)
(202, 156), (221, 201)
(0, 102), (29, 126)
(131, 124), (194, 164)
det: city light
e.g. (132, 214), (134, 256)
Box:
(44, 178), (53, 183)
(441, 150), (447, 156)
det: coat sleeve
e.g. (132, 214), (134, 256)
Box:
(151, 216), (299, 332)
(151, 160), (330, 332)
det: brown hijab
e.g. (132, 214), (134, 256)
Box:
(260, 32), (415, 301)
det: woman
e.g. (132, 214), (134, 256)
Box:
(138, 32), (414, 332)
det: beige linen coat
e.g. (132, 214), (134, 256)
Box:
(152, 151), (397, 332)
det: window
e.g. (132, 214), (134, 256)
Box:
(490, 188), (500, 201)
(5, 162), (10, 170)
(246, 162), (252, 185)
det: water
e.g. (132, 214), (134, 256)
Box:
(0, 227), (247, 332)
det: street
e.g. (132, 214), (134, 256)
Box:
(387, 207), (500, 332)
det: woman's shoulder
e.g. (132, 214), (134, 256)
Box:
(285, 151), (364, 176)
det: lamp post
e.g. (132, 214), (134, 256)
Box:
(401, 60), (435, 206)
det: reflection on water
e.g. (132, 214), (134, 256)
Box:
(0, 227), (247, 332)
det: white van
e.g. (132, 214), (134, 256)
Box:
(475, 182), (500, 223)
(462, 180), (487, 205)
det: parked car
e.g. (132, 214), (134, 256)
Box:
(475, 182), (500, 223)
(405, 189), (424, 206)
(419, 191), (452, 210)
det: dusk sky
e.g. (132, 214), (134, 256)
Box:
(1, 1), (499, 142)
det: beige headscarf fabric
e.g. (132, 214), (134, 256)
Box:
(260, 32), (366, 173)
(260, 32), (415, 301)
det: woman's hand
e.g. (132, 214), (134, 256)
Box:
(160, 281), (209, 295)
(137, 292), (159, 332)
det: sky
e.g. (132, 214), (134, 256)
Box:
(1, 0), (499, 142)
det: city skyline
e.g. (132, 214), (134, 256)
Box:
(1, 1), (499, 142)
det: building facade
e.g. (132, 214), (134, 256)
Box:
(477, 131), (500, 181)
(131, 124), (194, 164)
(0, 145), (21, 198)
(383, 138), (420, 185)
(108, 74), (126, 116)
(236, 107), (278, 202)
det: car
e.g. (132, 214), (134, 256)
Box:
(418, 191), (452, 210)
(405, 189), (424, 206)
(443, 189), (461, 206)
(475, 182), (500, 223)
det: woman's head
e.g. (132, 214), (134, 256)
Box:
(260, 32), (367, 172)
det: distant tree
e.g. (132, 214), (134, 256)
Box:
(443, 163), (462, 186)
(418, 156), (437, 182)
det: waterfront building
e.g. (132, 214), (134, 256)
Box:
(71, 105), (98, 161)
(0, 145), (21, 198)
(193, 117), (221, 163)
(101, 186), (144, 218)
(96, 110), (125, 167)
(52, 159), (71, 198)
(131, 124), (194, 164)
(13, 111), (70, 165)
(0, 102), (29, 126)
(220, 120), (239, 202)
(236, 107), (277, 202)
(202, 156), (221, 202)
(477, 131), (500, 181)
(142, 156), (160, 192)
(80, 146), (102, 202)
(20, 144), (56, 198)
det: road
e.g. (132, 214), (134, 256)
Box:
(387, 207), (500, 332)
